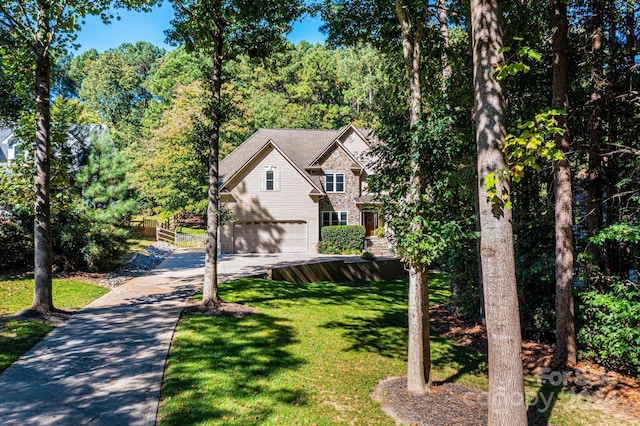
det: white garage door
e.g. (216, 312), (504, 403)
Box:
(233, 221), (307, 253)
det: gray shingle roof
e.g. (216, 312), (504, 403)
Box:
(220, 128), (341, 186)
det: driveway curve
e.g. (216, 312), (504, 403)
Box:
(0, 249), (351, 425)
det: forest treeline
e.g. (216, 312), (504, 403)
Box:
(0, 0), (638, 392)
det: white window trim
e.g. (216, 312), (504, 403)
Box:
(260, 166), (280, 192)
(322, 211), (348, 226)
(325, 173), (345, 193)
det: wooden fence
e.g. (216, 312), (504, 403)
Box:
(159, 215), (178, 231)
(156, 226), (207, 248)
(156, 227), (176, 245)
(175, 232), (207, 248)
(129, 218), (158, 238)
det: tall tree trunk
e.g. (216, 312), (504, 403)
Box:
(586, 0), (605, 265)
(551, 0), (576, 368)
(625, 1), (636, 93)
(31, 6), (54, 313)
(203, 16), (223, 307)
(396, 0), (431, 395)
(471, 0), (526, 424)
(437, 0), (452, 84)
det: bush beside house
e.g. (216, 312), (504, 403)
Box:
(317, 225), (365, 255)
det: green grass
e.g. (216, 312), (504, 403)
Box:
(0, 320), (55, 373)
(159, 274), (639, 426)
(0, 277), (109, 373)
(176, 226), (206, 235)
(0, 278), (109, 316)
(158, 274), (486, 425)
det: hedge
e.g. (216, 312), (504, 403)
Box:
(318, 225), (365, 254)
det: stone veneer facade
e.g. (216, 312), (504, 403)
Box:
(316, 144), (366, 227)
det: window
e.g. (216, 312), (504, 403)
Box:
(261, 167), (279, 191)
(322, 211), (348, 226)
(325, 173), (345, 192)
(265, 170), (274, 191)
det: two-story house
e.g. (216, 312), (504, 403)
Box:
(219, 124), (381, 254)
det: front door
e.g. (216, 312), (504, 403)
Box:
(364, 212), (375, 236)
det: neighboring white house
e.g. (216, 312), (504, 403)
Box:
(0, 126), (17, 171)
(0, 124), (110, 173)
(219, 124), (382, 254)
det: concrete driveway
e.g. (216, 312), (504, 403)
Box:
(0, 249), (352, 425)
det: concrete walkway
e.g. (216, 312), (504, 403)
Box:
(0, 250), (350, 425)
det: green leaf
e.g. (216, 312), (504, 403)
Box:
(527, 49), (542, 61)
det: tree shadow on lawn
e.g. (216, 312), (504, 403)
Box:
(526, 383), (560, 426)
(226, 277), (411, 312)
(0, 320), (55, 374)
(159, 311), (308, 425)
(320, 308), (487, 380)
(232, 276), (488, 383)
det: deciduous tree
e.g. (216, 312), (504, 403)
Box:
(471, 0), (526, 423)
(0, 0), (152, 313)
(551, 0), (576, 368)
(167, 0), (303, 307)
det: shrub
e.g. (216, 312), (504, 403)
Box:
(319, 225), (365, 254)
(576, 279), (640, 377)
(0, 220), (33, 269)
(374, 226), (385, 238)
(446, 239), (482, 322)
(361, 251), (375, 261)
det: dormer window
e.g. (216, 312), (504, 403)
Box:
(261, 166), (279, 191)
(325, 173), (344, 192)
(266, 170), (275, 190)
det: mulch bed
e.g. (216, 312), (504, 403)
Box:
(183, 301), (259, 318)
(374, 304), (640, 425)
(0, 308), (72, 326)
(373, 377), (489, 425)
(373, 376), (551, 425)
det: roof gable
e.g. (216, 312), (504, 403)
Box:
(221, 139), (324, 193)
(219, 124), (378, 190)
(307, 139), (366, 171)
(220, 128), (338, 182)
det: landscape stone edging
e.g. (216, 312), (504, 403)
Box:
(100, 242), (175, 288)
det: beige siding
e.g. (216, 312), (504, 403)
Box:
(220, 145), (320, 253)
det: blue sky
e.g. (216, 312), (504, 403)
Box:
(74, 3), (326, 55)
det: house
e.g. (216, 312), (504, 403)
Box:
(0, 124), (109, 172)
(0, 126), (17, 170)
(219, 124), (383, 254)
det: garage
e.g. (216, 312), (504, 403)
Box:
(233, 221), (307, 253)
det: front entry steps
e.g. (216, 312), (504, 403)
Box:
(365, 236), (396, 257)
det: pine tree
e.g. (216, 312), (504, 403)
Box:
(75, 133), (137, 270)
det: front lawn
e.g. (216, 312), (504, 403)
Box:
(158, 275), (486, 425)
(0, 277), (109, 373)
(159, 274), (639, 425)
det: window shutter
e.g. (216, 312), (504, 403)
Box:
(275, 170), (281, 191)
(260, 170), (266, 190)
